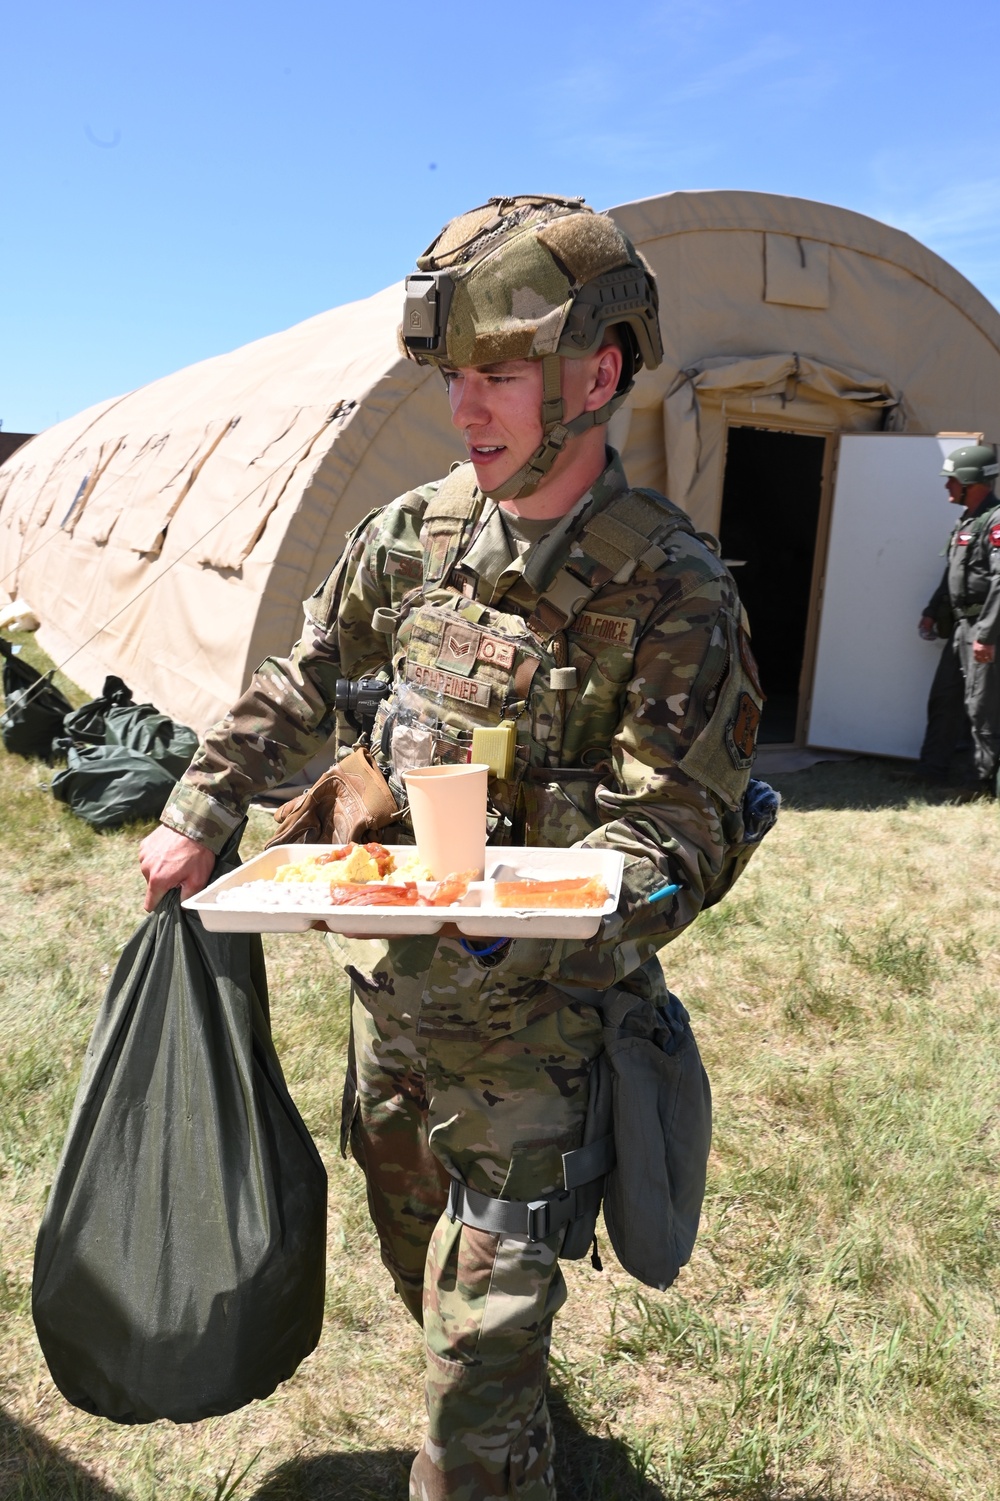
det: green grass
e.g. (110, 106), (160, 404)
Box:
(1, 633), (1000, 1498)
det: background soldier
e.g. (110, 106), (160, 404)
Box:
(139, 196), (762, 1501)
(917, 443), (1000, 795)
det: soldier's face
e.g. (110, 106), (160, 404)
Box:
(445, 359), (546, 491)
(946, 477), (966, 506)
(445, 354), (614, 496)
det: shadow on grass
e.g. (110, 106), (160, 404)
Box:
(0, 1403), (125, 1500)
(766, 756), (987, 813)
(247, 1389), (669, 1500)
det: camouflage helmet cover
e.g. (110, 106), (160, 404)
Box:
(401, 194), (662, 374)
(399, 195), (663, 499)
(941, 443), (999, 486)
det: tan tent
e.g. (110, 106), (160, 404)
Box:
(2, 189), (999, 756)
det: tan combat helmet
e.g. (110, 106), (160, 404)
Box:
(399, 195), (663, 500)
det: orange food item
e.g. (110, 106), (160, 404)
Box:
(419, 870), (477, 907)
(364, 842), (395, 878)
(315, 844), (356, 865)
(329, 882), (420, 906)
(493, 875), (609, 909)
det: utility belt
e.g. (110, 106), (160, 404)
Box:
(446, 1136), (614, 1245)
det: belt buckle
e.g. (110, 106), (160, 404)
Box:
(525, 1200), (550, 1241)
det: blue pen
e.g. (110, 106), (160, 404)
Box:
(646, 882), (681, 904)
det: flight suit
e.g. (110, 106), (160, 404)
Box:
(922, 494), (1000, 792)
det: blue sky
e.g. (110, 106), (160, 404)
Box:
(4, 0), (999, 434)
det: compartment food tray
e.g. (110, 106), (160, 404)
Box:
(184, 844), (623, 940)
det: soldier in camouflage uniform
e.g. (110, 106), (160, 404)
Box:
(918, 444), (1000, 794)
(140, 196), (763, 1500)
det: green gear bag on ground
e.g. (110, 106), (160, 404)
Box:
(102, 700), (198, 779)
(62, 675), (198, 779)
(50, 743), (179, 829)
(31, 828), (327, 1424)
(61, 675), (134, 747)
(0, 638), (73, 760)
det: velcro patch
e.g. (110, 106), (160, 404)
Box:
(477, 635), (516, 670)
(437, 621), (481, 676)
(728, 692), (760, 767)
(385, 549), (423, 582)
(738, 629), (764, 699)
(990, 523), (1000, 547)
(408, 662), (491, 707)
(574, 610), (637, 647)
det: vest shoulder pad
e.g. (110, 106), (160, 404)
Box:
(422, 462), (482, 522)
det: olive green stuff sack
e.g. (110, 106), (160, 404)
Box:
(32, 832), (328, 1424)
(51, 744), (179, 829)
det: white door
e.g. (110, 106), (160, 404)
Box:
(807, 434), (976, 758)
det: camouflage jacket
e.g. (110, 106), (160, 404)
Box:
(163, 452), (761, 1034)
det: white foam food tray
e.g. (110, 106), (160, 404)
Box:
(184, 844), (623, 940)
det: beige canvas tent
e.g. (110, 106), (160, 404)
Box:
(2, 188), (999, 756)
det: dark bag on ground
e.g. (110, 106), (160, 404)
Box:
(61, 675), (134, 747)
(62, 676), (197, 780)
(0, 639), (73, 760)
(51, 743), (179, 829)
(32, 829), (328, 1424)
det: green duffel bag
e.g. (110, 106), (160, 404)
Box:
(50, 743), (178, 829)
(0, 639), (73, 760)
(61, 675), (134, 747)
(32, 828), (328, 1424)
(103, 700), (198, 780)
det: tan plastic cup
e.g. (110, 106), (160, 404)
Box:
(403, 764), (489, 879)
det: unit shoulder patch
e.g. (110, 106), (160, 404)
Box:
(990, 522), (1000, 547)
(727, 692), (760, 769)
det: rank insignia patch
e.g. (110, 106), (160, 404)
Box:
(727, 692), (761, 768)
(437, 621), (481, 676)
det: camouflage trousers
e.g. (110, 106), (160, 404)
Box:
(343, 987), (604, 1500)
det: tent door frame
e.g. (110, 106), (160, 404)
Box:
(718, 415), (838, 746)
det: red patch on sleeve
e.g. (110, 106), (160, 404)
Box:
(990, 522), (1000, 547)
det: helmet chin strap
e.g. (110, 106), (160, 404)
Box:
(480, 354), (631, 503)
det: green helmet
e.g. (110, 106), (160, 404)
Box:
(399, 195), (663, 500)
(941, 443), (999, 486)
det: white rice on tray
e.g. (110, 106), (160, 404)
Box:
(215, 880), (339, 911)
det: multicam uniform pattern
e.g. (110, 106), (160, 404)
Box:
(162, 451), (761, 1500)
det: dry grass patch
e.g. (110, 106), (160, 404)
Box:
(1, 642), (999, 1498)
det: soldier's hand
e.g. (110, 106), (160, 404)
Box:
(973, 639), (996, 664)
(139, 825), (217, 912)
(918, 615), (937, 641)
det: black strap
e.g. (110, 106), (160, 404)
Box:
(445, 1134), (615, 1242)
